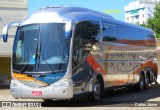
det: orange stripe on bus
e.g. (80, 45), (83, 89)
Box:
(13, 73), (34, 80)
(86, 54), (106, 76)
(133, 61), (158, 75)
(13, 73), (48, 86)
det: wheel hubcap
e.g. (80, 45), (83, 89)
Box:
(93, 80), (100, 98)
(140, 78), (144, 90)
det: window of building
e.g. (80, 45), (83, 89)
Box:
(130, 9), (139, 14)
(135, 15), (139, 19)
(139, 8), (145, 11)
(148, 14), (152, 18)
(125, 11), (129, 14)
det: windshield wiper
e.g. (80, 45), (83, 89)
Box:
(19, 63), (30, 73)
(15, 54), (32, 73)
(35, 32), (56, 73)
(16, 41), (39, 73)
(13, 69), (21, 73)
(35, 41), (40, 71)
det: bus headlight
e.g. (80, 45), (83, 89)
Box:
(53, 79), (73, 87)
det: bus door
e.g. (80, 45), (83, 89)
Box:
(72, 19), (101, 94)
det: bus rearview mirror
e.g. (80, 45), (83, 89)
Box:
(3, 22), (20, 42)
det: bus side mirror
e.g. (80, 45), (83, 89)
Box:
(3, 21), (20, 42)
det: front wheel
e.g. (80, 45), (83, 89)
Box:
(91, 78), (102, 101)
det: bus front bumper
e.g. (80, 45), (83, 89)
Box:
(10, 79), (73, 100)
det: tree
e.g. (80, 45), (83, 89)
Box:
(139, 3), (160, 38)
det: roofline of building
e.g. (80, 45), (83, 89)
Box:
(0, 2), (28, 9)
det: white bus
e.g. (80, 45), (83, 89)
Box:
(3, 6), (158, 101)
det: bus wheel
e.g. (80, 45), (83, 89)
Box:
(91, 78), (101, 101)
(136, 73), (145, 91)
(145, 73), (150, 89)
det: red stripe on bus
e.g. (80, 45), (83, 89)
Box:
(86, 54), (106, 76)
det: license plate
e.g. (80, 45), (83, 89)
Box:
(32, 91), (42, 96)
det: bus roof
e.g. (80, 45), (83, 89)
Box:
(36, 6), (114, 19)
(20, 6), (153, 33)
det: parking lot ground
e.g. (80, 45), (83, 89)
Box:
(0, 84), (160, 109)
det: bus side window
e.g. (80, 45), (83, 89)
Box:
(72, 20), (100, 68)
(102, 22), (118, 42)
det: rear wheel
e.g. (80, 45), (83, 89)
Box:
(136, 74), (145, 91)
(145, 73), (150, 89)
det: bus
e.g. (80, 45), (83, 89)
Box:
(2, 6), (158, 101)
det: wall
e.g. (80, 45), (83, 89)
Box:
(0, 0), (28, 56)
(0, 0), (28, 86)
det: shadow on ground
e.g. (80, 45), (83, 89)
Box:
(41, 84), (160, 107)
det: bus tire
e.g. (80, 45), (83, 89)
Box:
(91, 78), (102, 101)
(136, 73), (145, 91)
(145, 72), (150, 89)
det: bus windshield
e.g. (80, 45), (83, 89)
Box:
(13, 23), (70, 73)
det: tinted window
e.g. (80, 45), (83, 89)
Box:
(103, 22), (118, 42)
(144, 32), (156, 46)
(72, 20), (100, 67)
(13, 23), (70, 72)
(128, 28), (145, 41)
(103, 21), (149, 46)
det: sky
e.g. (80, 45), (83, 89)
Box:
(28, 0), (136, 21)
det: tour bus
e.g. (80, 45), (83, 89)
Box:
(3, 6), (158, 101)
